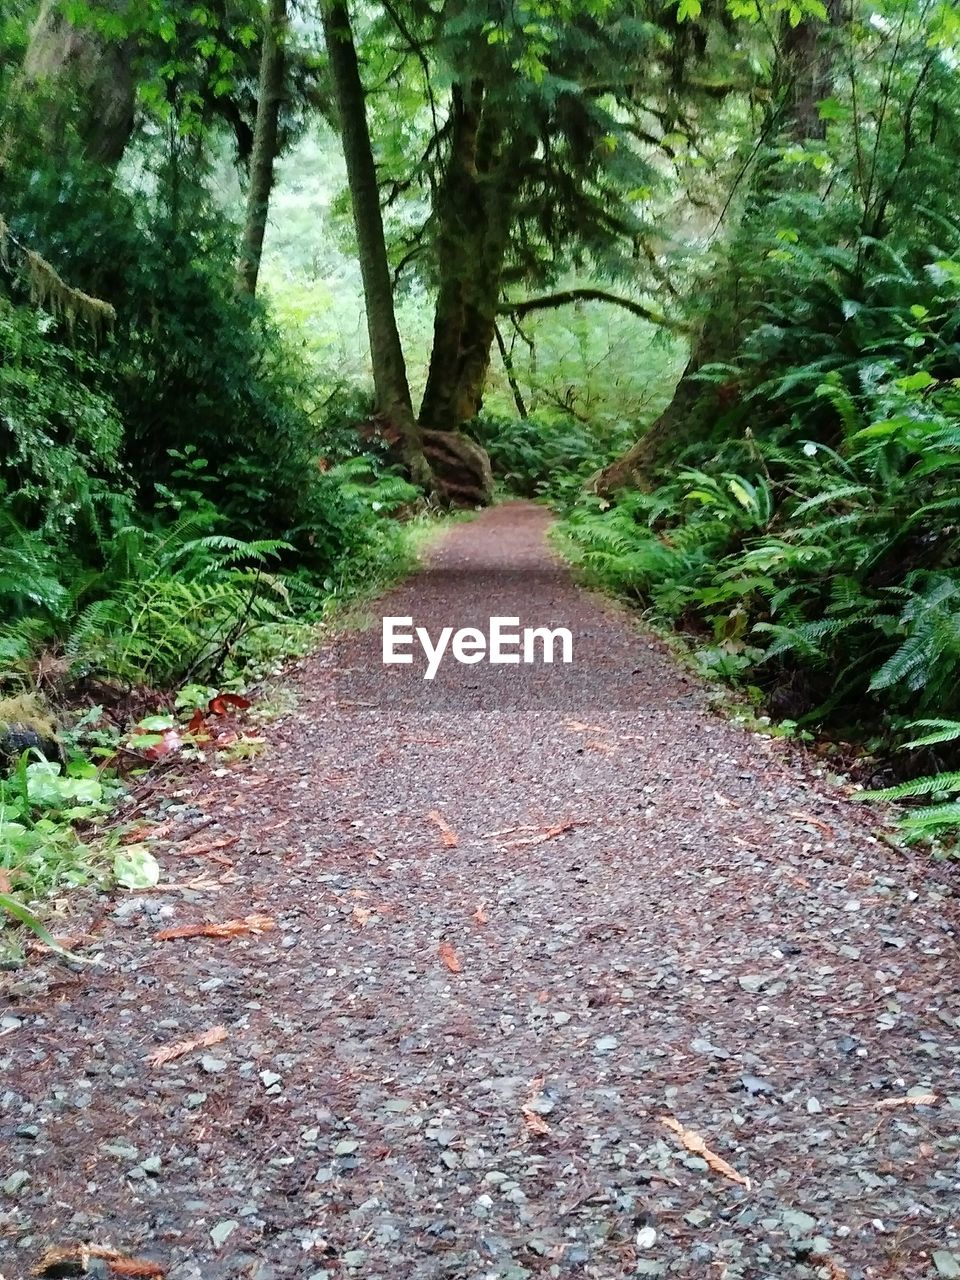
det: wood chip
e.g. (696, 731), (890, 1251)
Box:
(438, 940), (462, 972)
(145, 1026), (228, 1068)
(872, 1093), (938, 1110)
(427, 810), (458, 848)
(155, 913), (275, 941)
(661, 1115), (751, 1189)
(472, 902), (489, 924)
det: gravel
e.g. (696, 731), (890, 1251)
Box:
(1, 501), (958, 1280)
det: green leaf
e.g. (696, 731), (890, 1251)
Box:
(114, 844), (161, 891)
(676, 0), (702, 22)
(895, 371), (935, 392)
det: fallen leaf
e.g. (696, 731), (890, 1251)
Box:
(352, 905), (373, 927)
(0, 868), (14, 893)
(156, 913), (275, 941)
(31, 1246), (165, 1278)
(472, 903), (489, 925)
(584, 739), (616, 754)
(208, 693), (252, 715)
(788, 810), (835, 838)
(144, 729), (183, 761)
(822, 1260), (848, 1280)
(122, 821), (175, 844)
(179, 836), (238, 864)
(146, 1026), (228, 1068)
(427, 810), (458, 848)
(661, 1115), (751, 1189)
(439, 941), (462, 973)
(564, 720), (609, 733)
(521, 1105), (551, 1136)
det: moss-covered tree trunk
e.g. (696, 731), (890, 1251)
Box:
(592, 9), (843, 496)
(420, 86), (519, 433)
(320, 0), (433, 490)
(236, 0), (287, 297)
(9, 0), (137, 166)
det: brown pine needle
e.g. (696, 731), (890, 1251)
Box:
(661, 1116), (751, 1189)
(155, 913), (275, 941)
(427, 810), (458, 848)
(439, 941), (462, 972)
(146, 1026), (228, 1068)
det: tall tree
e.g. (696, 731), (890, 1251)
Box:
(320, 0), (493, 502)
(237, 0), (288, 296)
(320, 0), (433, 489)
(6, 0), (137, 166)
(592, 1), (844, 494)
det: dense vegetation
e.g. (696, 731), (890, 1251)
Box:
(1, 0), (958, 952)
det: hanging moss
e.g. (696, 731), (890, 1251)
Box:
(0, 214), (116, 338)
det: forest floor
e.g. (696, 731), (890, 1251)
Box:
(2, 502), (959, 1280)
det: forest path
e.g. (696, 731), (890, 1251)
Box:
(3, 502), (959, 1280)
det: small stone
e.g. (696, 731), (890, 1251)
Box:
(140, 1155), (162, 1175)
(934, 1253), (960, 1278)
(201, 1055), (227, 1074)
(102, 1141), (139, 1161)
(738, 974), (770, 994)
(3, 1170), (29, 1196)
(782, 1210), (817, 1234)
(342, 1250), (366, 1268)
(636, 1226), (657, 1249)
(594, 1035), (619, 1053)
(740, 1074), (774, 1095)
(259, 1070), (282, 1088)
(806, 1097), (822, 1114)
(334, 1139), (359, 1155)
(210, 1220), (238, 1247)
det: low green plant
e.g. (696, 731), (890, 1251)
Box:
(862, 720), (960, 844)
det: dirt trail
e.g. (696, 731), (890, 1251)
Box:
(2, 502), (959, 1280)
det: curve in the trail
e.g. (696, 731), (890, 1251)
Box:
(2, 502), (958, 1280)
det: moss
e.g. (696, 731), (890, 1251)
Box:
(0, 693), (57, 739)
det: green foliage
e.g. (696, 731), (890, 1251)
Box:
(469, 410), (633, 500)
(861, 721), (960, 843)
(562, 331), (960, 733)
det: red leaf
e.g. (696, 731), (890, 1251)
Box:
(208, 693), (252, 716)
(439, 941), (462, 973)
(145, 729), (182, 761)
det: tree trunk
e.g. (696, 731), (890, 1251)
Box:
(320, 0), (433, 490)
(419, 85), (518, 436)
(8, 0), (137, 166)
(592, 10), (842, 496)
(236, 0), (288, 297)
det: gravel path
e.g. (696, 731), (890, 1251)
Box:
(2, 501), (959, 1280)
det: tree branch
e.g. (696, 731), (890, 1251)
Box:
(498, 288), (688, 334)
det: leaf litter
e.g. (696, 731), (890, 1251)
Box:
(661, 1116), (751, 1189)
(155, 912), (274, 941)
